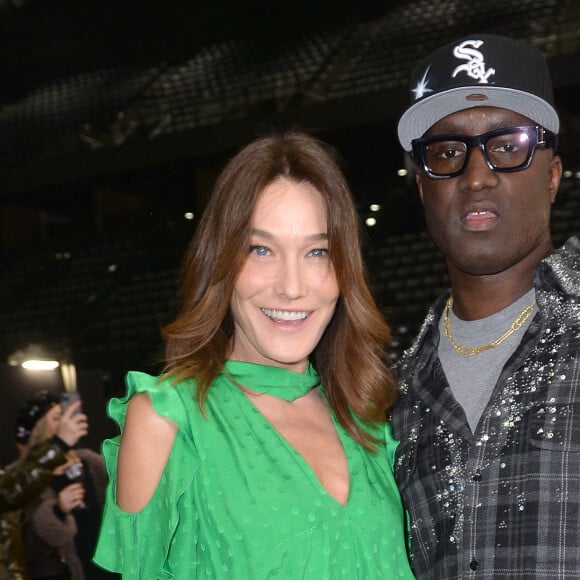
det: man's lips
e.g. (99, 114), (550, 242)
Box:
(462, 206), (499, 230)
(464, 209), (497, 221)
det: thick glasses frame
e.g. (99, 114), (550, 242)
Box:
(411, 125), (557, 179)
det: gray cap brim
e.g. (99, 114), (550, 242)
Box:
(397, 86), (560, 151)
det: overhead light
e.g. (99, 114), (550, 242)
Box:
(397, 168), (408, 177)
(369, 204), (381, 212)
(365, 217), (377, 227)
(8, 343), (62, 372)
(22, 360), (60, 371)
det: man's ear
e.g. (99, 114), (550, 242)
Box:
(415, 171), (425, 205)
(548, 154), (562, 205)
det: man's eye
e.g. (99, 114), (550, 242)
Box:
(492, 142), (518, 154)
(440, 148), (462, 159)
(428, 142), (464, 160)
(490, 133), (529, 155)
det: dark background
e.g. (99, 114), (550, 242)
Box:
(1, 0), (579, 464)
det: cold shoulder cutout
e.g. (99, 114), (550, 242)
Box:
(116, 392), (178, 512)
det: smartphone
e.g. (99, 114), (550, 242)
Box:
(60, 391), (82, 415)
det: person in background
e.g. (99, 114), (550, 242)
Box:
(16, 393), (110, 580)
(1, 392), (87, 579)
(391, 33), (579, 578)
(94, 131), (415, 579)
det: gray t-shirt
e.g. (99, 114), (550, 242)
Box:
(438, 288), (537, 431)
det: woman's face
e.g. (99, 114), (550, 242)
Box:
(229, 178), (339, 372)
(39, 404), (62, 439)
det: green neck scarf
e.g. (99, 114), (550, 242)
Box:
(223, 360), (320, 401)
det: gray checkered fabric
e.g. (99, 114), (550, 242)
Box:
(392, 237), (580, 579)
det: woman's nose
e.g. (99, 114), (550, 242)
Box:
(275, 259), (307, 300)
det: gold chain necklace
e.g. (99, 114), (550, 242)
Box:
(443, 296), (536, 356)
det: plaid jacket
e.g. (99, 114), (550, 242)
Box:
(392, 237), (580, 579)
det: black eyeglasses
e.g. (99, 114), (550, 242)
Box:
(411, 125), (557, 179)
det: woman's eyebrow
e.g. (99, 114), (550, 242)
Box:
(250, 228), (328, 242)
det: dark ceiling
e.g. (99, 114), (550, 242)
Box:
(0, 0), (390, 100)
(0, 0), (577, 390)
(0, 0), (578, 251)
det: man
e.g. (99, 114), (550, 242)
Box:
(1, 392), (88, 579)
(391, 33), (579, 578)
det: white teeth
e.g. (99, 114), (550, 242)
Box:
(262, 308), (309, 321)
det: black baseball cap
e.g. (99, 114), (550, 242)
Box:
(15, 390), (59, 444)
(397, 34), (560, 151)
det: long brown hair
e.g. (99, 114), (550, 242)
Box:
(162, 131), (396, 449)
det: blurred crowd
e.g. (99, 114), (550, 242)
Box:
(1, 390), (114, 579)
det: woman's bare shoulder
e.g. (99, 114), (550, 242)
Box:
(116, 392), (178, 512)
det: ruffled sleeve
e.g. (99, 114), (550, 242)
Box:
(93, 371), (198, 579)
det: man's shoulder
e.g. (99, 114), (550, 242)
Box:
(396, 292), (448, 378)
(537, 236), (580, 313)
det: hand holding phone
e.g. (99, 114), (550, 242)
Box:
(60, 391), (82, 415)
(57, 480), (86, 512)
(58, 392), (88, 446)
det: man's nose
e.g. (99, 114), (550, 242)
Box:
(458, 145), (499, 191)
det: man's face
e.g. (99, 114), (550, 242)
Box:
(416, 107), (562, 277)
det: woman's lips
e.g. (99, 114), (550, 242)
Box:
(261, 308), (311, 323)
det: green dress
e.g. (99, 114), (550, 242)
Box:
(94, 362), (414, 579)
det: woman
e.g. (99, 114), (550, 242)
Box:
(17, 393), (109, 580)
(94, 132), (414, 578)
(1, 393), (87, 579)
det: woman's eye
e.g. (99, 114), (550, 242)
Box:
(309, 248), (329, 258)
(250, 245), (270, 257)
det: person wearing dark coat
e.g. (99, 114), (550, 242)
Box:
(1, 392), (87, 580)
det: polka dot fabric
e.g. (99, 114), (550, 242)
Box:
(94, 365), (414, 579)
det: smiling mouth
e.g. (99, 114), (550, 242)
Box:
(261, 308), (310, 321)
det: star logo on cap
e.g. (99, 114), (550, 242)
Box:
(412, 66), (433, 101)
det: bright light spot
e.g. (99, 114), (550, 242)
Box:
(184, 212), (195, 220)
(397, 168), (408, 177)
(369, 204), (381, 212)
(22, 360), (60, 371)
(576, 171), (580, 179)
(563, 170), (572, 178)
(365, 217), (377, 227)
(107, 264), (117, 273)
